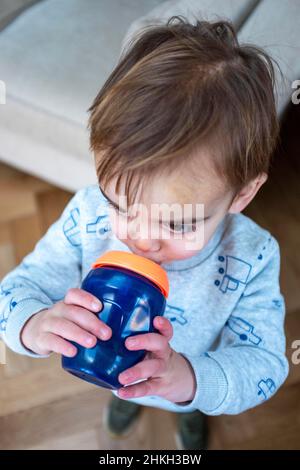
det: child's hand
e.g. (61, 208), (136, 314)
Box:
(20, 288), (112, 356)
(117, 316), (197, 404)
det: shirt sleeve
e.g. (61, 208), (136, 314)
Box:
(177, 235), (289, 415)
(0, 188), (85, 358)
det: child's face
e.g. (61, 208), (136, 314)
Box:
(100, 157), (236, 265)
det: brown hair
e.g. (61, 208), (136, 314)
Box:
(87, 15), (280, 206)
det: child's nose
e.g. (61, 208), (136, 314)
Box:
(127, 213), (161, 252)
(134, 238), (158, 253)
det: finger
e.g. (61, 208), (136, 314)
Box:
(62, 305), (111, 340)
(118, 378), (161, 399)
(38, 331), (77, 357)
(153, 316), (173, 341)
(118, 358), (165, 385)
(64, 288), (103, 313)
(45, 316), (97, 349)
(125, 332), (171, 360)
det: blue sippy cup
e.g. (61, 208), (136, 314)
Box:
(61, 250), (169, 390)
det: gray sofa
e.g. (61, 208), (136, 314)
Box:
(0, 0), (299, 192)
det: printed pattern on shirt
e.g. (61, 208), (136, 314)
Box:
(226, 316), (262, 345)
(257, 378), (276, 400)
(164, 304), (187, 326)
(63, 208), (81, 246)
(215, 255), (252, 293)
(86, 215), (111, 237)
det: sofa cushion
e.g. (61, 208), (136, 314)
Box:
(120, 0), (259, 53)
(238, 0), (300, 116)
(0, 0), (163, 191)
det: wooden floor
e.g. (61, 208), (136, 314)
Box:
(0, 103), (300, 449)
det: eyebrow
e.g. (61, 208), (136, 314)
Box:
(99, 186), (209, 224)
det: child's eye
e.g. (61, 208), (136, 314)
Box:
(168, 222), (198, 234)
(166, 218), (209, 234)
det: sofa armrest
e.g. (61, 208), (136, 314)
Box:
(0, 0), (41, 32)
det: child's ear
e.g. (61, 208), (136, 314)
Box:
(228, 172), (268, 214)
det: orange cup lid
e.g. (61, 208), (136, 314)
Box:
(91, 250), (169, 298)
